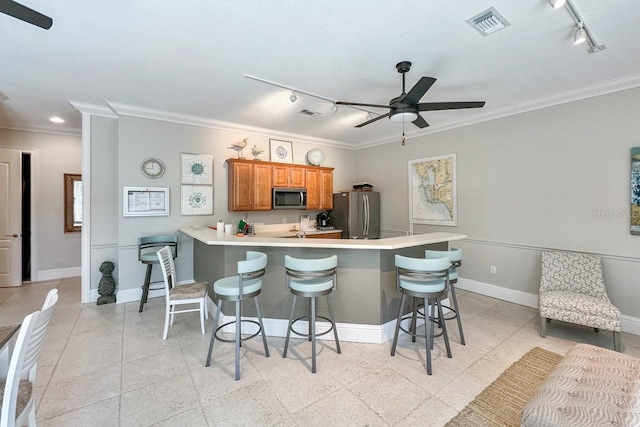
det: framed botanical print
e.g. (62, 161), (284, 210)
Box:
(181, 153), (214, 185)
(269, 139), (293, 163)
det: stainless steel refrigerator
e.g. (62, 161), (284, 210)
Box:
(331, 191), (380, 239)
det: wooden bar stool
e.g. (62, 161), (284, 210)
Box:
(138, 234), (178, 313)
(283, 255), (341, 374)
(391, 254), (452, 375)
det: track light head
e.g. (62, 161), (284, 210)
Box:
(332, 103), (339, 113)
(289, 91), (297, 102)
(548, 0), (567, 9)
(366, 112), (373, 121)
(574, 22), (587, 45)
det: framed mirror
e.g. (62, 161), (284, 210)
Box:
(64, 173), (82, 233)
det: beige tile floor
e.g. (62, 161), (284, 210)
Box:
(1, 277), (639, 426)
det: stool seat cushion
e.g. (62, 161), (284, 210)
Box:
(521, 343), (640, 427)
(214, 276), (262, 296)
(170, 282), (208, 300)
(140, 253), (160, 263)
(399, 278), (446, 293)
(539, 291), (622, 332)
(448, 268), (458, 281)
(290, 277), (334, 293)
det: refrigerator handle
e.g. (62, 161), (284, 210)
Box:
(363, 194), (369, 237)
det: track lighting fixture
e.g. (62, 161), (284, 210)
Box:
(548, 0), (605, 53)
(244, 74), (378, 118)
(548, 0), (566, 9)
(366, 112), (373, 121)
(574, 22), (586, 45)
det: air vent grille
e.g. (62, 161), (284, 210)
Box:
(299, 109), (321, 117)
(466, 7), (510, 36)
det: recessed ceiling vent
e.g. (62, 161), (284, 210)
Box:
(0, 90), (9, 101)
(466, 7), (510, 36)
(299, 109), (321, 117)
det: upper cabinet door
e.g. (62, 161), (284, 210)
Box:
(290, 166), (306, 188)
(305, 168), (321, 210)
(253, 163), (273, 210)
(272, 165), (289, 187)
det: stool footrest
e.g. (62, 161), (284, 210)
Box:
(290, 315), (336, 338)
(417, 305), (458, 321)
(399, 313), (444, 339)
(214, 319), (263, 343)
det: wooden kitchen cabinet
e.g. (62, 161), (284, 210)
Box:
(272, 165), (306, 188)
(305, 167), (334, 210)
(227, 159), (272, 211)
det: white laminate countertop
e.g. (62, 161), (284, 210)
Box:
(179, 226), (467, 250)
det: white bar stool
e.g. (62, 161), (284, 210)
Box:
(283, 255), (341, 374)
(205, 251), (269, 381)
(424, 247), (465, 345)
(391, 254), (452, 375)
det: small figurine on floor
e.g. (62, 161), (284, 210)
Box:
(97, 261), (116, 305)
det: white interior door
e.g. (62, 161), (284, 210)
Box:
(0, 148), (21, 287)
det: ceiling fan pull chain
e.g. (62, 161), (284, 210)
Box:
(401, 121), (406, 146)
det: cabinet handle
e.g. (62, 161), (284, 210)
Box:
(6, 234), (19, 238)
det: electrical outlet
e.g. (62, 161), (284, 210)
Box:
(490, 265), (497, 274)
(282, 218), (287, 224)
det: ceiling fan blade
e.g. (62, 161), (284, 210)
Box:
(412, 115), (429, 129)
(400, 77), (437, 105)
(0, 0), (53, 29)
(336, 101), (391, 109)
(418, 101), (485, 111)
(355, 112), (391, 128)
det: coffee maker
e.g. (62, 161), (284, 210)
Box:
(316, 212), (330, 228)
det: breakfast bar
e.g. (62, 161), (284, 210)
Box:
(180, 226), (467, 342)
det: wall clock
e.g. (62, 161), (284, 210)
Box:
(141, 158), (165, 179)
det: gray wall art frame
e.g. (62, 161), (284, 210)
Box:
(632, 147), (640, 235)
(269, 139), (293, 163)
(181, 185), (213, 216)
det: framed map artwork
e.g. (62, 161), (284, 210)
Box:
(181, 153), (213, 185)
(408, 154), (457, 226)
(181, 185), (213, 216)
(632, 147), (640, 235)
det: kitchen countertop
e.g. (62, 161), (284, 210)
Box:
(179, 225), (466, 250)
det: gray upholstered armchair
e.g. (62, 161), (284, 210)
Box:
(539, 250), (621, 351)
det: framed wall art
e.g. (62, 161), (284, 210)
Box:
(269, 139), (293, 163)
(408, 153), (457, 226)
(181, 153), (214, 185)
(181, 185), (213, 216)
(123, 186), (169, 217)
(632, 147), (640, 235)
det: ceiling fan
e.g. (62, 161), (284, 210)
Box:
(336, 61), (485, 128)
(0, 0), (53, 30)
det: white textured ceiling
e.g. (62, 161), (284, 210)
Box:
(1, 0), (640, 147)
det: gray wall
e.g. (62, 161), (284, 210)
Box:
(0, 128), (81, 275)
(355, 87), (640, 318)
(90, 115), (358, 294)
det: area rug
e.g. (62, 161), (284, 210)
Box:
(445, 347), (563, 427)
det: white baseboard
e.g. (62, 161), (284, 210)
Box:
(37, 267), (81, 282)
(457, 277), (640, 336)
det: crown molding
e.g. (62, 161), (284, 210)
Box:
(356, 72), (640, 149)
(106, 102), (356, 150)
(0, 123), (81, 137)
(69, 101), (118, 118)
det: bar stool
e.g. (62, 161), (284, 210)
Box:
(138, 234), (178, 313)
(205, 251), (269, 381)
(283, 255), (341, 374)
(424, 248), (465, 345)
(391, 254), (452, 375)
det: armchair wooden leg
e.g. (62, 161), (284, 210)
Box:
(613, 331), (621, 352)
(540, 316), (546, 338)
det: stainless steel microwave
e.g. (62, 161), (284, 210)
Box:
(273, 188), (307, 210)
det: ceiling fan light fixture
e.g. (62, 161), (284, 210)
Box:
(289, 91), (297, 102)
(548, 0), (567, 10)
(390, 112), (418, 123)
(574, 22), (587, 45)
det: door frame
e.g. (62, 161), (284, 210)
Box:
(0, 146), (39, 285)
